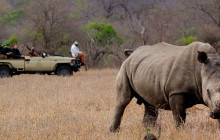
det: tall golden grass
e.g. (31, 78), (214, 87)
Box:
(0, 69), (219, 140)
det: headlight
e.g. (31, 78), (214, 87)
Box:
(71, 59), (75, 64)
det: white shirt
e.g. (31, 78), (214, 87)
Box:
(71, 44), (82, 57)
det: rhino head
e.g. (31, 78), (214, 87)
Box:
(198, 51), (220, 119)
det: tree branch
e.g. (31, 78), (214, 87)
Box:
(199, 6), (218, 26)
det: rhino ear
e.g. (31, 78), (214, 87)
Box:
(198, 51), (209, 64)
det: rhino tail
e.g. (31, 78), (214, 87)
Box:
(124, 49), (134, 57)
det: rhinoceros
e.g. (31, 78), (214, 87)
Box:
(108, 42), (220, 132)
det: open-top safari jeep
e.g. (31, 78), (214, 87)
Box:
(0, 53), (82, 78)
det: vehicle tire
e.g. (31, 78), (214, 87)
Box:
(47, 72), (52, 75)
(55, 66), (73, 77)
(0, 66), (12, 78)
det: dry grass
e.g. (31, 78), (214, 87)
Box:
(0, 69), (219, 140)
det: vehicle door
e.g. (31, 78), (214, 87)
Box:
(24, 56), (52, 71)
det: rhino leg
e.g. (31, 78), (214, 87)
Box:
(108, 73), (133, 133)
(169, 94), (186, 127)
(143, 103), (158, 127)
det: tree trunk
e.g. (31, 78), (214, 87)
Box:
(141, 26), (147, 45)
(218, 6), (220, 27)
(136, 13), (147, 45)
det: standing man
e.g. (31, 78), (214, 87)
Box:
(70, 41), (86, 65)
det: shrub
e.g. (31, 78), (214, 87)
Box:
(3, 34), (19, 46)
(0, 9), (26, 25)
(176, 27), (198, 45)
(176, 36), (197, 45)
(84, 22), (123, 46)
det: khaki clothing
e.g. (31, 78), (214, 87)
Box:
(77, 53), (86, 64)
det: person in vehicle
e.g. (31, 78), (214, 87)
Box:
(70, 41), (86, 65)
(2, 44), (13, 59)
(0, 42), (4, 59)
(29, 47), (38, 56)
(0, 42), (3, 54)
(13, 44), (24, 59)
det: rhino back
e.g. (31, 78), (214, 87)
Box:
(124, 42), (215, 107)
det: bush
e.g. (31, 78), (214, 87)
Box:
(84, 22), (123, 46)
(199, 25), (220, 46)
(176, 36), (197, 45)
(176, 27), (198, 45)
(3, 34), (19, 46)
(0, 9), (26, 25)
(185, 36), (197, 45)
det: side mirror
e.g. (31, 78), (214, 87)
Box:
(42, 52), (48, 58)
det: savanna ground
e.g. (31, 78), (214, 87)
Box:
(0, 69), (220, 140)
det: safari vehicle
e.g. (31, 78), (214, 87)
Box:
(0, 53), (82, 78)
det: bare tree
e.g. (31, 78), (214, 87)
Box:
(3, 0), (220, 67)
(100, 0), (120, 18)
(188, 0), (220, 50)
(118, 0), (154, 45)
(83, 40), (123, 68)
(0, 0), (11, 40)
(101, 0), (155, 46)
(21, 0), (74, 54)
(72, 0), (98, 23)
(197, 0), (220, 27)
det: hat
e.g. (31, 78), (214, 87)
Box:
(74, 41), (78, 45)
(5, 43), (11, 46)
(31, 47), (35, 50)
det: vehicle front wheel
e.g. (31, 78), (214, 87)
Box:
(0, 66), (12, 78)
(55, 66), (73, 77)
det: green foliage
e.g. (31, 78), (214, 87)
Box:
(181, 27), (198, 37)
(176, 27), (198, 45)
(0, 9), (26, 25)
(176, 36), (197, 45)
(146, 128), (152, 133)
(3, 34), (19, 46)
(185, 36), (197, 45)
(84, 22), (123, 46)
